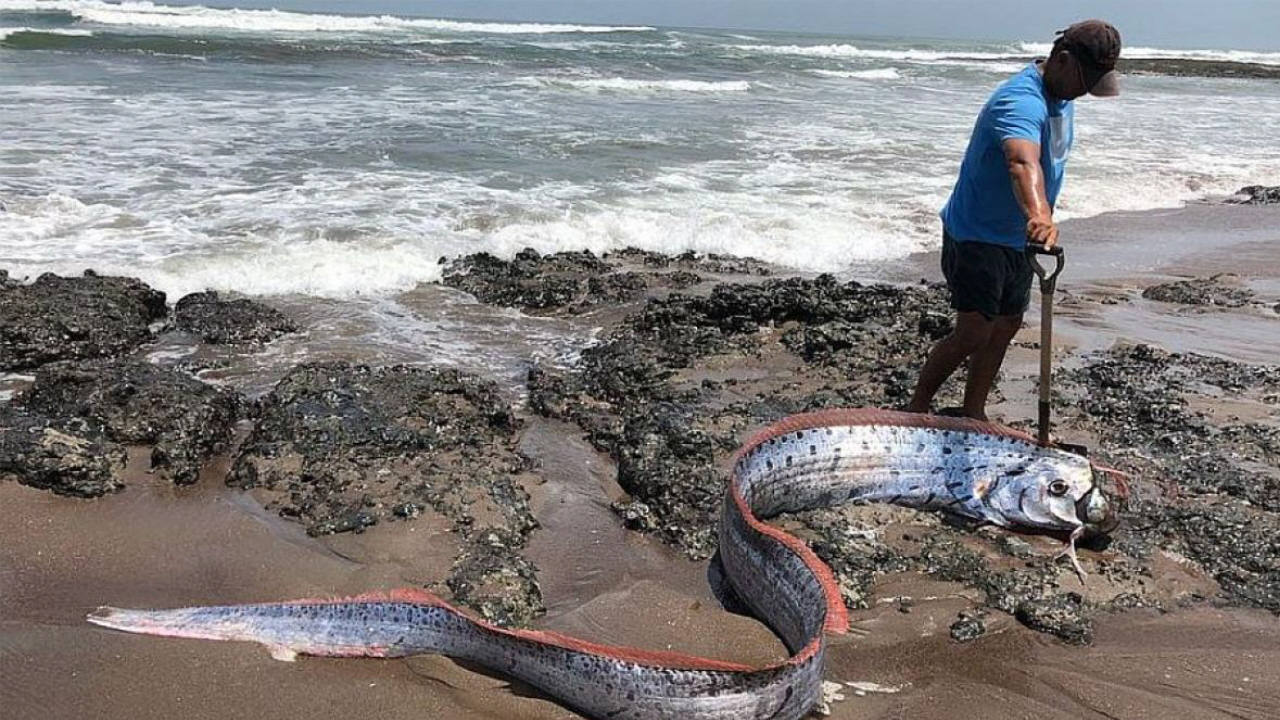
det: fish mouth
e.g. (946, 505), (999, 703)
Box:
(1076, 485), (1120, 535)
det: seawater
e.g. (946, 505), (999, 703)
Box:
(3, 0), (1280, 298)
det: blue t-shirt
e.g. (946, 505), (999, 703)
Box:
(940, 64), (1073, 249)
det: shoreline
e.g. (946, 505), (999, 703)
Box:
(2, 199), (1279, 719)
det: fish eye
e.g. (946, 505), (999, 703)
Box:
(1048, 480), (1069, 497)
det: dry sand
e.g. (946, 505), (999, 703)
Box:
(3, 202), (1279, 719)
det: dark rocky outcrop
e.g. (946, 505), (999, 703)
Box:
(526, 273), (1145, 641)
(1230, 185), (1280, 205)
(173, 291), (298, 345)
(0, 271), (166, 371)
(228, 362), (542, 625)
(1119, 58), (1280, 80)
(443, 249), (617, 313)
(521, 265), (1280, 642)
(1060, 344), (1280, 613)
(0, 405), (127, 497)
(1014, 592), (1092, 645)
(17, 359), (241, 485)
(441, 247), (769, 315)
(447, 529), (543, 627)
(605, 247), (774, 277)
(1142, 275), (1255, 307)
(530, 275), (957, 557)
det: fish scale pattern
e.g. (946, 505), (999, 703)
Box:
(89, 409), (1102, 720)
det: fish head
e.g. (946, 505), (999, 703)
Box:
(983, 456), (1119, 537)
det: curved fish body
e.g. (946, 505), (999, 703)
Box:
(88, 409), (1117, 720)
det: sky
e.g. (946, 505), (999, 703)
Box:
(182, 0), (1280, 50)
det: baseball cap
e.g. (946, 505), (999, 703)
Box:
(1057, 20), (1122, 97)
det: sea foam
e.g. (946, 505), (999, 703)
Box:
(809, 68), (901, 80)
(735, 43), (1027, 62)
(515, 76), (751, 93)
(0, 26), (94, 40)
(0, 0), (655, 35)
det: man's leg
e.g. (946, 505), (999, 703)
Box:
(906, 311), (994, 414)
(961, 313), (1023, 420)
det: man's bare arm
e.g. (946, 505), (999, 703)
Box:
(1002, 138), (1058, 248)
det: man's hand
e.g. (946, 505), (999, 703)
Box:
(1026, 214), (1059, 248)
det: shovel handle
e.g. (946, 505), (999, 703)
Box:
(1026, 242), (1065, 291)
(1026, 242), (1064, 446)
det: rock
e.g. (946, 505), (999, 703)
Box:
(173, 291), (298, 345)
(229, 362), (534, 538)
(1014, 593), (1093, 645)
(798, 507), (911, 610)
(0, 271), (166, 371)
(529, 275), (958, 558)
(1136, 500), (1280, 613)
(17, 359), (241, 485)
(447, 529), (544, 627)
(525, 266), (1280, 640)
(605, 247), (774, 277)
(228, 362), (543, 624)
(1230, 185), (1280, 205)
(1120, 58), (1280, 80)
(1064, 344), (1280, 510)
(1141, 275), (1255, 308)
(1060, 344), (1280, 613)
(613, 498), (660, 533)
(949, 611), (986, 642)
(997, 535), (1035, 559)
(441, 249), (619, 314)
(0, 405), (126, 497)
(442, 247), (770, 315)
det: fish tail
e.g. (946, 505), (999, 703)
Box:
(88, 605), (245, 641)
(87, 589), (459, 660)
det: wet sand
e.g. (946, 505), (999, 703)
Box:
(3, 202), (1279, 719)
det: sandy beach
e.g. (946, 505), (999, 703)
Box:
(3, 199), (1278, 720)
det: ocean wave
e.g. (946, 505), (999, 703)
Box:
(735, 43), (1026, 62)
(521, 39), (685, 52)
(0, 0), (655, 35)
(741, 40), (1280, 67)
(0, 178), (932, 299)
(0, 25), (490, 60)
(912, 59), (1027, 74)
(513, 76), (751, 93)
(809, 68), (901, 80)
(1018, 41), (1280, 66)
(0, 25), (93, 40)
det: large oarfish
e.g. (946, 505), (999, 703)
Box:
(88, 409), (1120, 720)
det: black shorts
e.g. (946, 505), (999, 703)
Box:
(941, 231), (1032, 319)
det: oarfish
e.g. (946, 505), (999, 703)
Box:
(88, 409), (1120, 720)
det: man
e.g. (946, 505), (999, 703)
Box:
(907, 20), (1121, 421)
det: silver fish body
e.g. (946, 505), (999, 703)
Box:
(88, 409), (1116, 720)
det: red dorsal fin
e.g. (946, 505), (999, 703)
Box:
(277, 588), (452, 608)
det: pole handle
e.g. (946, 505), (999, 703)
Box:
(1025, 242), (1065, 293)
